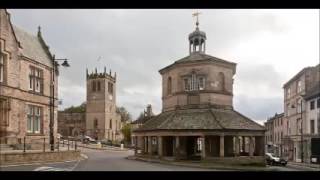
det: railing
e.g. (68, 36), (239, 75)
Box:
(0, 136), (78, 153)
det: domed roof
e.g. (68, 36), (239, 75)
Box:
(188, 27), (206, 41)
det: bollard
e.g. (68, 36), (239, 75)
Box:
(57, 138), (60, 152)
(23, 137), (26, 153)
(43, 138), (45, 152)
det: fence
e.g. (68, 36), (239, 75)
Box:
(0, 136), (78, 153)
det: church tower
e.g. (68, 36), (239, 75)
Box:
(86, 67), (121, 141)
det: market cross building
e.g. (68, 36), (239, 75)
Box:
(132, 16), (266, 166)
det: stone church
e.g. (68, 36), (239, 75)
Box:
(132, 17), (266, 165)
(85, 68), (123, 141)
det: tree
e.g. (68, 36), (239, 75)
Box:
(121, 123), (131, 145)
(63, 102), (86, 113)
(116, 106), (132, 122)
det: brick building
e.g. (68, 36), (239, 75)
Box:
(132, 17), (265, 166)
(0, 9), (58, 145)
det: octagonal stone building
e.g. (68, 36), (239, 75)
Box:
(132, 20), (266, 166)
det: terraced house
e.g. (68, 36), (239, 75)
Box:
(0, 9), (59, 146)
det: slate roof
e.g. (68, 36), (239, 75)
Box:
(13, 25), (53, 67)
(134, 107), (265, 132)
(159, 53), (236, 73)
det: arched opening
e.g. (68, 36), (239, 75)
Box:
(218, 72), (225, 91)
(167, 77), (172, 95)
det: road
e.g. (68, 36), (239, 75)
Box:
(0, 148), (312, 171)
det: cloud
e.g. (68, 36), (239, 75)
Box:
(8, 9), (319, 121)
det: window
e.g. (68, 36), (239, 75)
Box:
(97, 81), (101, 91)
(184, 78), (191, 91)
(29, 67), (43, 93)
(198, 76), (205, 90)
(281, 118), (283, 126)
(310, 119), (315, 134)
(287, 88), (291, 99)
(27, 105), (42, 133)
(297, 80), (302, 93)
(92, 81), (96, 92)
(183, 73), (206, 91)
(108, 82), (113, 94)
(287, 104), (290, 116)
(109, 119), (112, 129)
(0, 52), (4, 83)
(218, 72), (225, 91)
(0, 98), (9, 126)
(317, 98), (320, 109)
(94, 119), (98, 129)
(297, 99), (302, 113)
(167, 77), (172, 95)
(310, 100), (315, 110)
(281, 132), (283, 142)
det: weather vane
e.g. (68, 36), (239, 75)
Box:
(192, 11), (202, 27)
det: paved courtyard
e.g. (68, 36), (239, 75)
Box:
(0, 147), (316, 171)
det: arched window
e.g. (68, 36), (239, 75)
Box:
(218, 72), (225, 91)
(92, 81), (96, 92)
(167, 77), (172, 95)
(97, 81), (101, 91)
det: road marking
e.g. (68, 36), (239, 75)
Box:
(34, 166), (70, 171)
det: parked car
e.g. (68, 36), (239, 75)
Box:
(75, 135), (97, 144)
(265, 153), (287, 166)
(100, 139), (113, 146)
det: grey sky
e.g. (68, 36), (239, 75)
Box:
(8, 9), (319, 123)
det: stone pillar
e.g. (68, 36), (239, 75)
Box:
(158, 136), (163, 157)
(220, 135), (224, 157)
(201, 136), (206, 159)
(249, 136), (254, 157)
(204, 42), (206, 52)
(148, 136), (152, 155)
(134, 136), (137, 155)
(144, 136), (147, 154)
(255, 136), (265, 156)
(175, 136), (180, 160)
(242, 136), (246, 153)
(235, 136), (240, 156)
(189, 43), (191, 54)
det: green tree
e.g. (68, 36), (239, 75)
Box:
(121, 123), (131, 145)
(63, 102), (86, 113)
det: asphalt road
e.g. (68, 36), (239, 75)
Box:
(0, 147), (311, 171)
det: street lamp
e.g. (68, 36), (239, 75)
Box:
(50, 55), (70, 151)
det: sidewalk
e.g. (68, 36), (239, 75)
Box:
(287, 161), (320, 171)
(76, 142), (129, 151)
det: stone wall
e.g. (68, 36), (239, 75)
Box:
(0, 150), (81, 165)
(161, 62), (235, 112)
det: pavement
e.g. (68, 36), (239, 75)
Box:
(0, 147), (318, 171)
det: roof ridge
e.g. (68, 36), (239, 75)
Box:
(208, 109), (225, 129)
(158, 111), (176, 129)
(233, 110), (265, 129)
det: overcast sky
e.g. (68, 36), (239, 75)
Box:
(8, 9), (319, 124)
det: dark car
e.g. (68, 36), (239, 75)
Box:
(266, 153), (287, 166)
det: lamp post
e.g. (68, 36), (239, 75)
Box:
(50, 55), (70, 151)
(299, 99), (304, 163)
